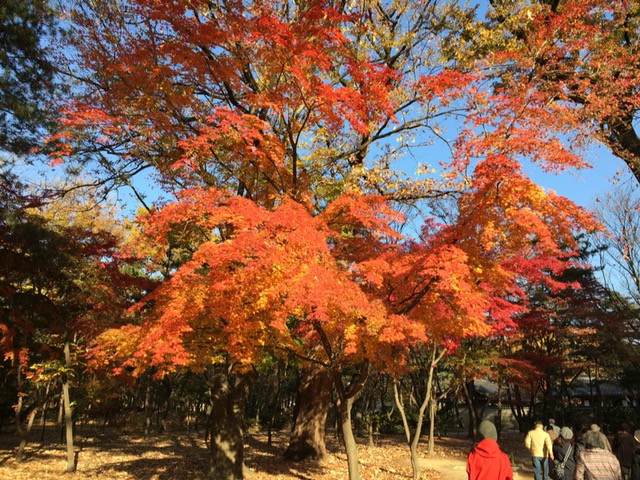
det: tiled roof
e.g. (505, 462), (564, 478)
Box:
(566, 378), (627, 397)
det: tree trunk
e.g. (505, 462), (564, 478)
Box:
(206, 363), (250, 480)
(427, 388), (436, 455)
(408, 345), (446, 480)
(393, 371), (424, 480)
(507, 384), (526, 432)
(337, 395), (360, 480)
(393, 380), (411, 444)
(496, 379), (503, 440)
(284, 366), (332, 461)
(15, 360), (38, 463)
(267, 363), (285, 447)
(144, 375), (153, 436)
(409, 377), (430, 480)
(157, 376), (172, 434)
(333, 362), (369, 480)
(15, 363), (27, 463)
(62, 335), (76, 473)
(16, 404), (37, 463)
(462, 380), (478, 439)
(39, 378), (52, 443)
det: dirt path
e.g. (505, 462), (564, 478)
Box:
(416, 455), (535, 480)
(389, 431), (537, 480)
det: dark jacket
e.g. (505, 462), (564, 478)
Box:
(613, 430), (636, 469)
(553, 440), (576, 479)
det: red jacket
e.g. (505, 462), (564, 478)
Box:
(466, 438), (514, 480)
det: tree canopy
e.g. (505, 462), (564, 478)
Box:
(0, 0), (58, 154)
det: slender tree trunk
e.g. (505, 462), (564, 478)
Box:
(15, 363), (26, 463)
(496, 380), (503, 440)
(62, 335), (76, 473)
(39, 403), (48, 443)
(206, 363), (250, 480)
(284, 366), (332, 461)
(594, 362), (603, 422)
(144, 375), (152, 437)
(410, 381), (430, 480)
(333, 362), (370, 480)
(267, 363), (284, 447)
(16, 404), (37, 463)
(366, 395), (376, 448)
(157, 377), (172, 434)
(507, 384), (526, 432)
(204, 401), (212, 447)
(462, 380), (478, 438)
(427, 388), (436, 455)
(337, 395), (360, 480)
(393, 380), (411, 443)
(454, 396), (464, 429)
(15, 362), (38, 463)
(39, 378), (52, 443)
(393, 373), (424, 479)
(58, 390), (64, 442)
(406, 345), (446, 480)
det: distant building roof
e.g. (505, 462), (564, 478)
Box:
(566, 377), (628, 398)
(470, 376), (630, 402)
(474, 378), (499, 397)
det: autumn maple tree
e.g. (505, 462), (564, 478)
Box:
(91, 186), (420, 479)
(52, 1), (458, 475)
(47, 0), (608, 479)
(443, 0), (640, 183)
(93, 157), (599, 480)
(356, 150), (599, 479)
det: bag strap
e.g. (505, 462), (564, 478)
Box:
(559, 445), (572, 465)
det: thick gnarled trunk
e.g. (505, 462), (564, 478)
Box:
(284, 366), (332, 461)
(206, 364), (250, 480)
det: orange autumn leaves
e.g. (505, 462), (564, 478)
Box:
(53, 0), (398, 193)
(93, 173), (597, 377)
(97, 189), (419, 375)
(53, 0), (605, 379)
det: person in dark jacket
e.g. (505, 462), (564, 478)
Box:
(629, 430), (640, 480)
(466, 420), (514, 480)
(613, 423), (636, 480)
(552, 426), (576, 480)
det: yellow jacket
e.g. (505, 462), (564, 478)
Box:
(525, 426), (554, 458)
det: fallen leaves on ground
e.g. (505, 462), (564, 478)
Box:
(0, 427), (484, 480)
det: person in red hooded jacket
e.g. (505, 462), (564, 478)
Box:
(467, 420), (514, 480)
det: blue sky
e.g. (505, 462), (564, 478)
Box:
(25, 124), (625, 218)
(526, 145), (629, 210)
(468, 0), (632, 210)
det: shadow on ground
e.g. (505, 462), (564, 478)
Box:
(0, 426), (344, 480)
(0, 426), (535, 480)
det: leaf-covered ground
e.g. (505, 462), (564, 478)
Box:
(0, 427), (532, 480)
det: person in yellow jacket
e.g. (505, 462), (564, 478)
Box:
(525, 420), (555, 480)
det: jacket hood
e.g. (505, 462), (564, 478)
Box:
(472, 438), (503, 457)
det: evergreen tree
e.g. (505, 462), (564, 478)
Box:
(0, 0), (58, 154)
